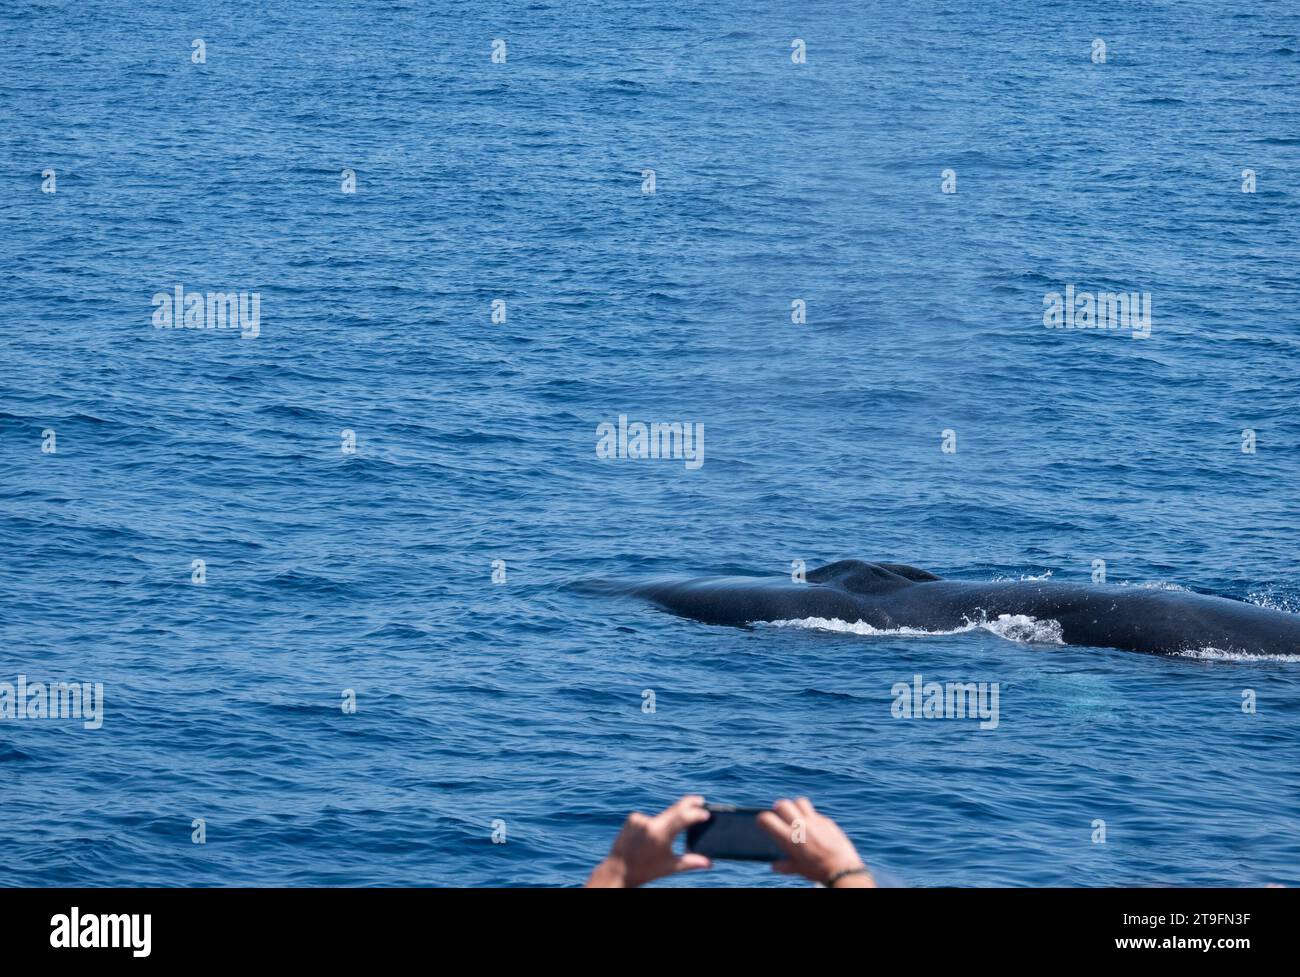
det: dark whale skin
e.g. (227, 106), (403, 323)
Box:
(613, 561), (1300, 656)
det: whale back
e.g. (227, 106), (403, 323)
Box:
(806, 560), (941, 594)
(877, 562), (943, 582)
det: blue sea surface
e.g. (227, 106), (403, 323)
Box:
(2, 0), (1299, 886)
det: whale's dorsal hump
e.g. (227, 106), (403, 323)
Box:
(806, 560), (941, 594)
(876, 562), (942, 583)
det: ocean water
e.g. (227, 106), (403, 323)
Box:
(2, 0), (1299, 887)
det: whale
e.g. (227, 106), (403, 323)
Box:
(599, 560), (1300, 656)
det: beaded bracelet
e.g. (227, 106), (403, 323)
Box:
(826, 867), (871, 887)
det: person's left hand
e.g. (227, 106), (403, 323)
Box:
(585, 795), (713, 887)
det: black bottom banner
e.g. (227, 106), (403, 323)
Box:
(0, 886), (1287, 963)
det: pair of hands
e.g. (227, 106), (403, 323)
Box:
(585, 795), (874, 888)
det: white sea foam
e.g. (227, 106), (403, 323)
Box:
(770, 617), (1299, 660)
(1246, 591), (1300, 614)
(1172, 647), (1300, 663)
(982, 614), (1064, 644)
(767, 617), (976, 637)
(767, 613), (1064, 645)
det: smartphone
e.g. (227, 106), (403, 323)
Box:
(685, 804), (785, 862)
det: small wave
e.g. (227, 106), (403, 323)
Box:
(766, 613), (1064, 645)
(799, 688), (863, 701)
(364, 622), (429, 640)
(264, 570), (344, 593)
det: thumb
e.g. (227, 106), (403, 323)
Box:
(674, 853), (712, 873)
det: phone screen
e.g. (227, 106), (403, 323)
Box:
(685, 804), (785, 862)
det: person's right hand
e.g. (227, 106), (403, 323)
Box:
(758, 797), (875, 887)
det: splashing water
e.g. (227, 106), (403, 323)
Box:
(767, 613), (1065, 645)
